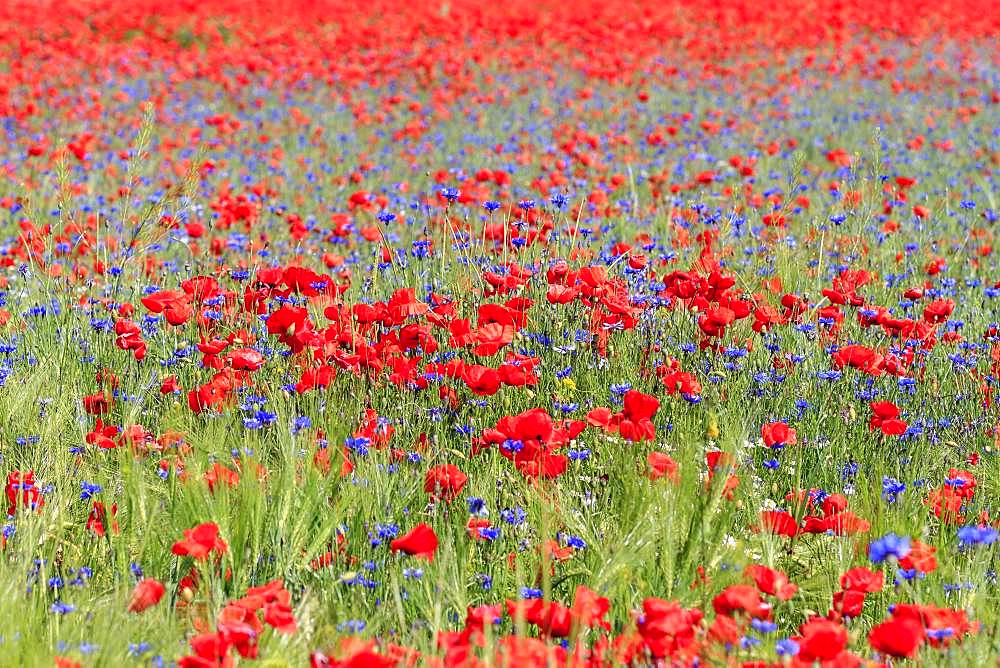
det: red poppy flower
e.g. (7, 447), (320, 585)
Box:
(869, 616), (924, 658)
(160, 375), (181, 394)
(869, 401), (907, 435)
(619, 390), (659, 442)
(712, 584), (771, 619)
(114, 319), (147, 360)
(6, 470), (43, 515)
(831, 344), (883, 374)
(128, 578), (166, 613)
(205, 463), (240, 493)
(424, 464), (468, 502)
(840, 567), (883, 593)
(506, 599), (572, 638)
(472, 322), (515, 356)
(744, 565), (797, 601)
(266, 305), (315, 352)
(761, 421), (796, 447)
(796, 617), (848, 662)
(635, 598), (703, 659)
(647, 452), (679, 483)
(172, 522), (228, 560)
(181, 631), (234, 667)
(586, 407), (614, 429)
(462, 364), (501, 396)
(390, 523), (438, 561)
(227, 348), (265, 371)
(707, 614), (740, 646)
(466, 517), (492, 540)
(141, 290), (193, 326)
(803, 511), (870, 535)
(759, 510), (797, 537)
(892, 603), (974, 647)
(571, 585), (610, 630)
(831, 589), (866, 618)
(899, 540), (938, 573)
(86, 419), (120, 449)
(922, 298), (955, 324)
(83, 392), (111, 415)
(86, 501), (119, 536)
(263, 601), (298, 635)
(516, 452), (568, 479)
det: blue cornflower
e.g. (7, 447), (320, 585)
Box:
(291, 415), (312, 434)
(751, 619), (777, 634)
(957, 525), (998, 548)
(882, 477), (905, 502)
(501, 507), (527, 525)
(374, 523), (399, 539)
(775, 639), (800, 656)
(926, 628), (954, 641)
(337, 620), (366, 634)
(610, 383), (632, 396)
(128, 642), (152, 657)
(79, 481), (102, 501)
(478, 527), (501, 541)
(501, 439), (524, 454)
(50, 601), (75, 615)
(467, 497), (486, 515)
(254, 409), (277, 425)
(869, 533), (911, 563)
(345, 436), (371, 456)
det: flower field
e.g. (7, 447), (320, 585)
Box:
(1, 0), (999, 665)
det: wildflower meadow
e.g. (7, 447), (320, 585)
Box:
(0, 0), (999, 665)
